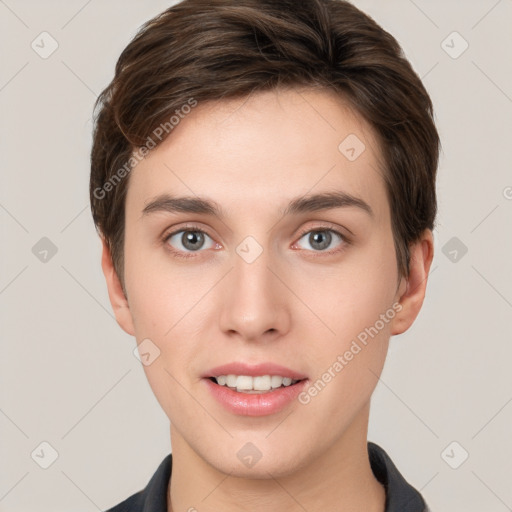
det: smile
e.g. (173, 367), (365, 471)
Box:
(210, 374), (303, 393)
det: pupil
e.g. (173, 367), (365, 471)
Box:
(183, 231), (204, 251)
(310, 231), (331, 250)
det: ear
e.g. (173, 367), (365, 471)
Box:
(100, 237), (135, 336)
(390, 229), (434, 336)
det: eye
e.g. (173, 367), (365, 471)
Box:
(293, 228), (347, 253)
(164, 227), (217, 255)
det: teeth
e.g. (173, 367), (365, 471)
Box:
(213, 374), (300, 392)
(254, 375), (271, 390)
(226, 375), (237, 387)
(271, 375), (283, 388)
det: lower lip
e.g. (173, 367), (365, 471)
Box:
(203, 378), (309, 416)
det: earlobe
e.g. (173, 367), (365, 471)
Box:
(390, 229), (434, 336)
(100, 237), (135, 336)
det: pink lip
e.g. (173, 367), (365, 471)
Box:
(204, 362), (307, 380)
(203, 378), (309, 416)
(202, 362), (308, 416)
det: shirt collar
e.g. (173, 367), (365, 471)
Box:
(108, 441), (428, 512)
(368, 441), (429, 512)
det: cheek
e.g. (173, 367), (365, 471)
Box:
(297, 279), (393, 430)
(124, 234), (208, 337)
(294, 239), (397, 400)
(124, 243), (214, 393)
(296, 241), (398, 343)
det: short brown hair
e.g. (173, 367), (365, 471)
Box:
(90, 0), (440, 290)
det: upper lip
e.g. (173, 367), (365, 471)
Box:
(204, 362), (308, 380)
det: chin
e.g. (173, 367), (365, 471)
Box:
(201, 439), (312, 480)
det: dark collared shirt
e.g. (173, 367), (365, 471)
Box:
(105, 441), (430, 512)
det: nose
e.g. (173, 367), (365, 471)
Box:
(218, 245), (291, 343)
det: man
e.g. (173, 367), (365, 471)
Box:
(90, 1), (439, 510)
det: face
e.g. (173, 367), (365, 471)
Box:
(103, 87), (432, 478)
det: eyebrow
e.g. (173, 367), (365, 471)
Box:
(283, 191), (374, 218)
(141, 191), (374, 219)
(142, 195), (221, 217)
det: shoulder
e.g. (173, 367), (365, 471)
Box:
(104, 454), (173, 512)
(368, 442), (430, 512)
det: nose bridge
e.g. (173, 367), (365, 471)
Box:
(219, 238), (289, 340)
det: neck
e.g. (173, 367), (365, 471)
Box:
(167, 403), (385, 512)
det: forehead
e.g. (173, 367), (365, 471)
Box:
(126, 87), (389, 221)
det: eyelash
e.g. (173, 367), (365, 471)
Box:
(162, 224), (350, 259)
(294, 225), (350, 256)
(162, 224), (216, 260)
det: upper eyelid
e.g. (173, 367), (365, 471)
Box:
(164, 224), (348, 248)
(293, 227), (347, 251)
(164, 223), (345, 237)
(297, 224), (346, 238)
(164, 223), (212, 238)
(163, 226), (217, 257)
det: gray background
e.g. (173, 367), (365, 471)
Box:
(1, 0), (511, 510)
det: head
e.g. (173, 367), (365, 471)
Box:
(90, 0), (438, 477)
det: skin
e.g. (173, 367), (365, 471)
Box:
(102, 86), (434, 512)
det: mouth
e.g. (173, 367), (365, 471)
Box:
(202, 363), (309, 416)
(204, 374), (309, 416)
(207, 374), (307, 394)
